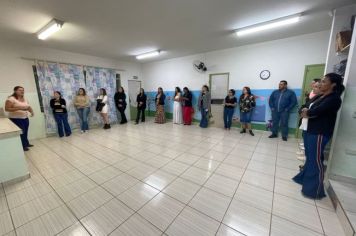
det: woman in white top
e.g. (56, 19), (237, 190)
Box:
(96, 88), (110, 129)
(5, 86), (34, 151)
(173, 87), (183, 124)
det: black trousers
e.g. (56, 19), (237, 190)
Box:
(136, 108), (145, 123)
(118, 108), (127, 123)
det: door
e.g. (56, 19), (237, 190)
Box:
(128, 80), (141, 120)
(296, 64), (325, 138)
(209, 73), (229, 128)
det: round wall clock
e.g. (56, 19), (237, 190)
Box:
(260, 70), (271, 80)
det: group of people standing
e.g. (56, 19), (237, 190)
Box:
(153, 84), (256, 136)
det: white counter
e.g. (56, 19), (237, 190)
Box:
(0, 118), (29, 183)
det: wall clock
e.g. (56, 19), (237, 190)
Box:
(260, 70), (271, 80)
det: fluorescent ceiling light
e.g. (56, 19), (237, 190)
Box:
(235, 14), (301, 37)
(136, 51), (161, 60)
(37, 19), (64, 40)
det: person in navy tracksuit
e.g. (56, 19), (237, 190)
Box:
(293, 73), (344, 199)
(268, 80), (297, 141)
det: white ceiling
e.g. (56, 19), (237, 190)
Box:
(0, 0), (355, 62)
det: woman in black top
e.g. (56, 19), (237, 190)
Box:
(155, 87), (166, 124)
(50, 91), (71, 137)
(293, 73), (344, 199)
(239, 87), (256, 136)
(135, 88), (147, 124)
(223, 89), (237, 130)
(182, 87), (193, 125)
(114, 87), (127, 124)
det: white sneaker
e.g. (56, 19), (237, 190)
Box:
(80, 130), (84, 133)
(297, 155), (306, 161)
(296, 151), (304, 155)
(84, 130), (89, 133)
(299, 143), (304, 147)
(300, 146), (305, 150)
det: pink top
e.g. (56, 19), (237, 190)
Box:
(309, 91), (317, 99)
(6, 96), (29, 119)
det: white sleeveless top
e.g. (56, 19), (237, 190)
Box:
(6, 96), (29, 119)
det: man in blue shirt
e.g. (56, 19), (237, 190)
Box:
(268, 80), (297, 141)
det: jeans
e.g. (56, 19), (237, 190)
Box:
(293, 133), (330, 199)
(271, 110), (289, 138)
(77, 107), (90, 131)
(200, 109), (208, 128)
(136, 108), (145, 123)
(223, 108), (234, 129)
(10, 118), (30, 149)
(54, 113), (72, 137)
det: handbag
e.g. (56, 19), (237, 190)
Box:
(96, 99), (105, 112)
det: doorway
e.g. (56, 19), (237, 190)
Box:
(296, 64), (325, 138)
(128, 80), (141, 120)
(209, 73), (229, 128)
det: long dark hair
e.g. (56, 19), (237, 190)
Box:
(174, 87), (181, 97)
(183, 87), (190, 94)
(11, 86), (24, 99)
(78, 88), (86, 96)
(118, 86), (125, 94)
(139, 88), (145, 95)
(325, 73), (345, 96)
(100, 88), (107, 96)
(157, 87), (163, 95)
(240, 87), (252, 100)
(54, 91), (62, 99)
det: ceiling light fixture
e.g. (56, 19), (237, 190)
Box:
(136, 50), (161, 60)
(37, 19), (64, 40)
(235, 14), (301, 37)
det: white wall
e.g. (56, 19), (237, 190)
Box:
(142, 31), (330, 92)
(0, 39), (142, 139)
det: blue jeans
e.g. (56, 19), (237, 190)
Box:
(200, 109), (208, 128)
(10, 118), (30, 149)
(54, 113), (72, 137)
(77, 107), (90, 131)
(271, 110), (289, 138)
(293, 133), (330, 199)
(223, 108), (234, 129)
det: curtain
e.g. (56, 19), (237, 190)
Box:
(84, 66), (118, 124)
(36, 62), (86, 133)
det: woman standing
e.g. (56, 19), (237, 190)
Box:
(223, 89), (237, 130)
(293, 73), (344, 199)
(50, 91), (71, 137)
(74, 88), (90, 133)
(155, 87), (166, 124)
(198, 85), (211, 128)
(173, 87), (183, 124)
(135, 88), (147, 124)
(114, 87), (127, 124)
(182, 87), (193, 125)
(96, 88), (111, 129)
(5, 86), (34, 151)
(239, 87), (256, 136)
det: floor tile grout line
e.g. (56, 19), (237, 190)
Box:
(103, 133), (223, 235)
(1, 183), (18, 236)
(17, 155), (93, 236)
(214, 132), (263, 236)
(159, 132), (248, 234)
(268, 136), (280, 236)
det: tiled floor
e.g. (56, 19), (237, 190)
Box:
(0, 120), (346, 236)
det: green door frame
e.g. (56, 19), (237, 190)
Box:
(295, 64), (325, 138)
